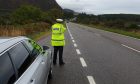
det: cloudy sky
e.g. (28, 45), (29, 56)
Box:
(56, 0), (140, 15)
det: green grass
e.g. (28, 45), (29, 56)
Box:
(84, 24), (140, 39)
(29, 29), (51, 41)
(102, 27), (140, 39)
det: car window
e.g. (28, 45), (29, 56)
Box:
(0, 52), (16, 84)
(9, 43), (29, 70)
(23, 40), (34, 52)
(23, 40), (41, 57)
(29, 40), (43, 53)
(8, 42), (39, 77)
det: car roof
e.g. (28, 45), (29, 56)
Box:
(0, 36), (29, 55)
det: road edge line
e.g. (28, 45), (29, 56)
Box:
(122, 44), (140, 53)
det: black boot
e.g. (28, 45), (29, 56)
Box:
(59, 62), (65, 66)
(53, 61), (56, 65)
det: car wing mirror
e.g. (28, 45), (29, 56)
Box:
(43, 46), (49, 50)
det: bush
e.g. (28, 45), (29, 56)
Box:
(129, 24), (138, 28)
(47, 8), (63, 22)
(11, 5), (43, 24)
(124, 23), (139, 31)
(0, 16), (12, 25)
(0, 5), (64, 25)
(41, 12), (53, 24)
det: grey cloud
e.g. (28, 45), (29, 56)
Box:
(56, 0), (140, 14)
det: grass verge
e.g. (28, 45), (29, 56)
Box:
(29, 29), (51, 41)
(81, 24), (140, 39)
(0, 22), (51, 41)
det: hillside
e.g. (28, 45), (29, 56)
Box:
(98, 14), (140, 22)
(63, 9), (74, 13)
(0, 0), (62, 13)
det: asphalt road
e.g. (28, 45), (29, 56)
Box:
(38, 22), (140, 84)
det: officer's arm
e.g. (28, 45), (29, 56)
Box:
(61, 24), (66, 33)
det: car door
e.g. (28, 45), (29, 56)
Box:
(26, 40), (50, 84)
(43, 46), (52, 76)
(15, 40), (50, 84)
(30, 54), (49, 84)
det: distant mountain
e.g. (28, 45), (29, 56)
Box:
(63, 9), (79, 16)
(63, 9), (74, 13)
(0, 0), (62, 12)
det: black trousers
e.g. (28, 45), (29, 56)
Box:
(53, 46), (64, 64)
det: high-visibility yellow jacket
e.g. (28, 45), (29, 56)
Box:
(51, 23), (66, 46)
(29, 40), (43, 53)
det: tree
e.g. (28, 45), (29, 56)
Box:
(12, 5), (42, 24)
(47, 8), (63, 22)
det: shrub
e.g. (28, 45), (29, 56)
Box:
(124, 23), (139, 31)
(47, 8), (63, 22)
(11, 5), (42, 24)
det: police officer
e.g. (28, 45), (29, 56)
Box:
(51, 19), (66, 65)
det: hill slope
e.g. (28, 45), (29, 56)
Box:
(0, 0), (61, 12)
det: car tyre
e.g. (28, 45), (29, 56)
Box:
(48, 67), (52, 80)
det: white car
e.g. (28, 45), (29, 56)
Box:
(0, 36), (53, 84)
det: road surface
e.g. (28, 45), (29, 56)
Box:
(38, 22), (140, 84)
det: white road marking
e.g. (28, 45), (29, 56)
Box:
(66, 23), (75, 41)
(66, 25), (73, 39)
(70, 36), (73, 39)
(72, 40), (75, 43)
(70, 34), (72, 37)
(76, 49), (81, 55)
(66, 23), (72, 37)
(74, 43), (77, 47)
(71, 37), (74, 40)
(67, 28), (71, 34)
(71, 36), (73, 39)
(66, 24), (70, 31)
(80, 57), (87, 67)
(122, 44), (140, 53)
(87, 76), (96, 84)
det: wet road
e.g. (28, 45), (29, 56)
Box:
(38, 22), (140, 84)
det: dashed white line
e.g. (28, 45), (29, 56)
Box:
(87, 76), (96, 84)
(71, 36), (73, 39)
(70, 34), (72, 37)
(66, 23), (75, 41)
(76, 49), (81, 55)
(74, 43), (77, 47)
(66, 23), (72, 37)
(122, 44), (140, 53)
(72, 40), (75, 43)
(67, 29), (71, 34)
(80, 57), (87, 67)
(67, 23), (97, 84)
(70, 35), (73, 38)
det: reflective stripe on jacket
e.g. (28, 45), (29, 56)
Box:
(51, 23), (66, 46)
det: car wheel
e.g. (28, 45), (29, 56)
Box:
(48, 67), (52, 80)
